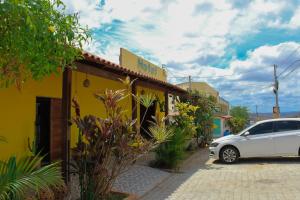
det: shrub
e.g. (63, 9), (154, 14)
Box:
(153, 102), (197, 169)
(183, 91), (217, 146)
(154, 126), (187, 169)
(71, 78), (171, 199)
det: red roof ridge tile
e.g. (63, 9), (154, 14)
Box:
(81, 51), (187, 93)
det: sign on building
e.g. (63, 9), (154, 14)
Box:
(119, 48), (167, 82)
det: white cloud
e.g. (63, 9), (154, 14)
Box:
(288, 7), (300, 29)
(201, 42), (300, 112)
(62, 0), (103, 28)
(83, 0), (298, 64)
(61, 0), (300, 112)
(166, 42), (300, 112)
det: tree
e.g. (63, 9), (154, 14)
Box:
(230, 106), (249, 121)
(0, 0), (90, 88)
(184, 91), (217, 145)
(226, 117), (246, 134)
(227, 106), (250, 134)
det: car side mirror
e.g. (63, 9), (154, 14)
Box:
(243, 131), (250, 136)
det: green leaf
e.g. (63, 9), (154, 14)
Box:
(0, 0), (91, 88)
(139, 94), (156, 108)
(0, 155), (63, 200)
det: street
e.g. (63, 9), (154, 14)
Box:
(141, 149), (300, 200)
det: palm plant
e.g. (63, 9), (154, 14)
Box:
(148, 116), (173, 143)
(0, 138), (63, 200)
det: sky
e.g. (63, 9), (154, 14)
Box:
(62, 0), (300, 113)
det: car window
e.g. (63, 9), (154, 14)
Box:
(274, 121), (300, 132)
(248, 122), (273, 135)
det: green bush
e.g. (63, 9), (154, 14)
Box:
(154, 127), (187, 169)
(153, 102), (197, 169)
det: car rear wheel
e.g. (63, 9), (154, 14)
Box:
(220, 146), (238, 163)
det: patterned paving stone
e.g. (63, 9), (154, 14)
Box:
(67, 152), (170, 199)
(113, 165), (170, 196)
(141, 149), (300, 200)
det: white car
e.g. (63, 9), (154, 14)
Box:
(209, 118), (300, 163)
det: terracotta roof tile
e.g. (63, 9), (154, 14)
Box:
(82, 51), (187, 94)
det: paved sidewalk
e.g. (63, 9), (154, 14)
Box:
(68, 152), (171, 199)
(112, 153), (170, 197)
(141, 149), (300, 200)
(113, 165), (170, 196)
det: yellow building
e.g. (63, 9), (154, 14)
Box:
(177, 82), (230, 138)
(0, 51), (186, 180)
(120, 48), (167, 82)
(177, 82), (219, 99)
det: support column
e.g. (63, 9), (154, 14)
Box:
(61, 67), (72, 183)
(131, 81), (137, 121)
(164, 91), (169, 118)
(164, 91), (169, 126)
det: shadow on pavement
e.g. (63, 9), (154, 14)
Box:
(140, 148), (220, 200)
(140, 151), (300, 200)
(212, 156), (300, 165)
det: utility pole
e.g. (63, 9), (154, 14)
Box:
(188, 75), (192, 93)
(273, 64), (280, 118)
(255, 105), (259, 121)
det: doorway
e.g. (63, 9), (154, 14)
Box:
(140, 101), (156, 139)
(36, 97), (51, 163)
(35, 97), (63, 164)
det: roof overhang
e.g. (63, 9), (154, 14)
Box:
(75, 52), (188, 96)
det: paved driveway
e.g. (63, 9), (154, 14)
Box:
(141, 149), (300, 200)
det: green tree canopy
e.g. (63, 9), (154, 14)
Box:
(0, 0), (90, 88)
(230, 106), (250, 121)
(227, 106), (250, 134)
(183, 90), (217, 144)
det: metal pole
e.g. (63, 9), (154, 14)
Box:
(273, 64), (280, 118)
(255, 105), (258, 121)
(188, 75), (192, 93)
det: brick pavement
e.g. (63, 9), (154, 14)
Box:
(113, 165), (170, 196)
(68, 153), (170, 199)
(141, 149), (300, 200)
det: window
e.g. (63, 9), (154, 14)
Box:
(248, 122), (273, 135)
(274, 121), (300, 132)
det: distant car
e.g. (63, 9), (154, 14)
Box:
(209, 118), (300, 163)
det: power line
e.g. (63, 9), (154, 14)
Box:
(280, 64), (300, 80)
(165, 68), (178, 78)
(278, 59), (300, 77)
(167, 65), (273, 79)
(168, 74), (233, 79)
(278, 45), (300, 69)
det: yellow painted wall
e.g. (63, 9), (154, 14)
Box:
(0, 74), (62, 159)
(177, 82), (219, 99)
(120, 48), (167, 82)
(0, 70), (165, 159)
(70, 72), (132, 147)
(177, 81), (230, 115)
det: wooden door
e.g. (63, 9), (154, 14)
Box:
(50, 98), (63, 161)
